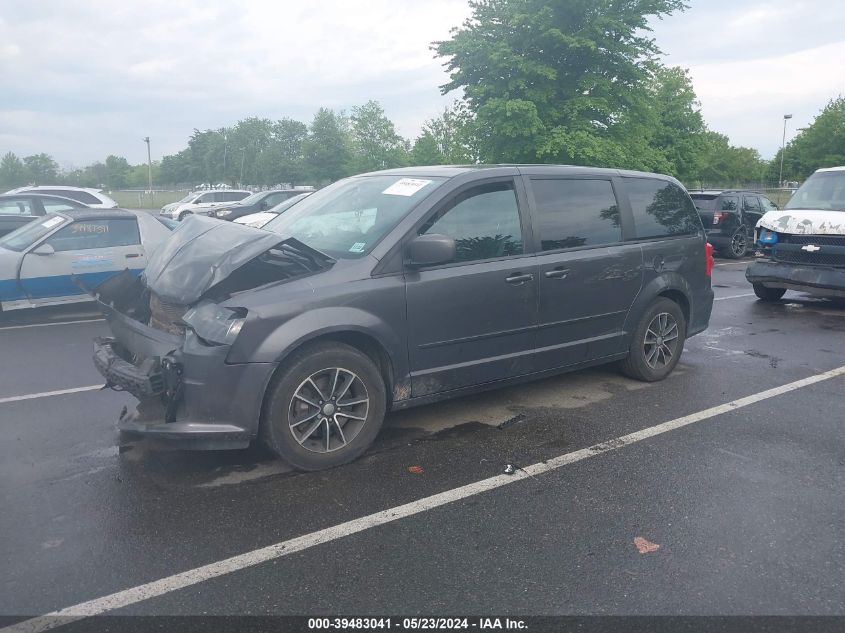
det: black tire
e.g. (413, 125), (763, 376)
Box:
(722, 227), (748, 259)
(620, 297), (687, 382)
(178, 211), (190, 221)
(260, 341), (387, 471)
(752, 283), (786, 302)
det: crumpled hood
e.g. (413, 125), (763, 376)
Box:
(142, 215), (312, 305)
(757, 209), (845, 235)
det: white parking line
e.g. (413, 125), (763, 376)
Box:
(714, 261), (750, 267)
(5, 364), (845, 633)
(714, 293), (756, 301)
(0, 385), (103, 405)
(0, 318), (104, 331)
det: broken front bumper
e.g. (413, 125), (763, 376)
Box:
(746, 260), (845, 297)
(93, 303), (277, 450)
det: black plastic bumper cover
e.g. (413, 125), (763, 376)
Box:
(93, 338), (164, 399)
(746, 260), (845, 296)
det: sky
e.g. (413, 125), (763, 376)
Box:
(1, 0), (843, 168)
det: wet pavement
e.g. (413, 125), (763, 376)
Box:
(1, 258), (843, 622)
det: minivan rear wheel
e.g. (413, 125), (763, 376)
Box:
(260, 341), (387, 471)
(620, 298), (686, 382)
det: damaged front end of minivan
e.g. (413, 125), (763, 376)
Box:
(86, 216), (334, 449)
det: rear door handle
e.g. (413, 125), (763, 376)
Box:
(505, 273), (533, 285)
(125, 253), (142, 259)
(544, 268), (570, 279)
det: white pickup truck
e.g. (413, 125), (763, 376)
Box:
(746, 166), (845, 301)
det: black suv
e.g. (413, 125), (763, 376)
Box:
(689, 190), (779, 258)
(90, 166), (713, 470)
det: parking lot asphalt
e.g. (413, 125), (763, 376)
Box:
(1, 258), (843, 624)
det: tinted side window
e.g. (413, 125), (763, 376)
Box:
(531, 179), (621, 250)
(743, 195), (762, 212)
(626, 179), (700, 239)
(196, 193), (214, 203)
(718, 196), (739, 211)
(421, 181), (522, 263)
(46, 219), (140, 251)
(230, 192), (249, 201)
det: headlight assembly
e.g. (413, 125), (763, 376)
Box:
(758, 228), (778, 245)
(216, 208), (232, 217)
(181, 302), (246, 346)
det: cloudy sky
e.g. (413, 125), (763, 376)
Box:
(1, 0), (843, 168)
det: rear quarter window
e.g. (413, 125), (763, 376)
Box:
(625, 178), (701, 239)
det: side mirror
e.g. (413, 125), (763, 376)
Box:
(260, 201), (269, 210)
(406, 234), (456, 268)
(32, 243), (55, 256)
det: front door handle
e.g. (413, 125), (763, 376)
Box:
(544, 268), (570, 279)
(505, 273), (533, 285)
(125, 253), (142, 259)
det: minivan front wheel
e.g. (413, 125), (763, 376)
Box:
(261, 341), (387, 471)
(752, 283), (786, 302)
(620, 298), (687, 382)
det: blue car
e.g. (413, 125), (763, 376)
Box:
(0, 209), (173, 312)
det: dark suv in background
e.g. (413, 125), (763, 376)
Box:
(689, 190), (779, 258)
(212, 188), (315, 221)
(91, 165), (713, 470)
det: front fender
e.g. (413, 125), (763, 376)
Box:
(227, 306), (406, 373)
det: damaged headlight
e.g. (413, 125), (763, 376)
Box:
(181, 302), (246, 346)
(758, 228), (778, 245)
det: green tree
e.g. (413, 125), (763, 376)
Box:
(422, 102), (479, 163)
(647, 66), (706, 181)
(770, 96), (845, 181)
(434, 0), (687, 167)
(104, 155), (130, 190)
(411, 131), (446, 165)
(304, 108), (352, 183)
(0, 152), (28, 188)
(691, 131), (766, 187)
(22, 153), (59, 184)
(349, 100), (409, 172)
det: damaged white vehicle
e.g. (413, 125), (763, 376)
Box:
(747, 166), (845, 301)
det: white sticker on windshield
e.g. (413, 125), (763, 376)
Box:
(349, 242), (366, 253)
(42, 217), (64, 228)
(382, 178), (432, 197)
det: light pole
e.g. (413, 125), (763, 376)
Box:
(778, 114), (792, 187)
(142, 136), (153, 194)
(239, 148), (247, 185)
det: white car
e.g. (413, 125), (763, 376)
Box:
(746, 166), (845, 301)
(160, 189), (251, 221)
(233, 192), (313, 228)
(5, 186), (118, 208)
(0, 209), (173, 311)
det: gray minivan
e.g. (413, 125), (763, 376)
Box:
(91, 166), (714, 470)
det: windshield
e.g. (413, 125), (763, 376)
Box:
(785, 171), (845, 211)
(263, 175), (445, 257)
(0, 214), (66, 252)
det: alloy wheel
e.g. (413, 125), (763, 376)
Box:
(644, 312), (680, 370)
(730, 230), (747, 257)
(288, 367), (370, 453)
